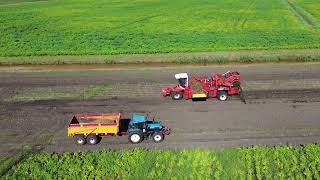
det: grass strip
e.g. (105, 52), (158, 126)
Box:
(7, 85), (111, 102)
(1, 49), (320, 65)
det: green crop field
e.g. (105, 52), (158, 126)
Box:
(3, 144), (320, 179)
(0, 0), (320, 57)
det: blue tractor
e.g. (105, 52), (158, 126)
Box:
(128, 114), (171, 144)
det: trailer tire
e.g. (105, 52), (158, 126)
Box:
(152, 131), (164, 143)
(217, 91), (228, 101)
(171, 92), (183, 100)
(75, 135), (86, 145)
(87, 134), (99, 145)
(128, 132), (143, 144)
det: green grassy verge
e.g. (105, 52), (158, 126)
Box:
(0, 144), (45, 177)
(1, 49), (320, 65)
(7, 85), (111, 102)
(1, 0), (320, 56)
(3, 144), (320, 179)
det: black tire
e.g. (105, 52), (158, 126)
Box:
(217, 91), (228, 101)
(75, 135), (86, 145)
(171, 92), (183, 100)
(87, 134), (99, 145)
(128, 132), (143, 144)
(152, 131), (164, 143)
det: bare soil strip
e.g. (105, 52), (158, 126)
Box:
(1, 63), (320, 156)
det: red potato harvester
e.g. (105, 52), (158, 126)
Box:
(162, 71), (245, 103)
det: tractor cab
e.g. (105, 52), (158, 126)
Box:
(175, 73), (188, 89)
(128, 114), (162, 131)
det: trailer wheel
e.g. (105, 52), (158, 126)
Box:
(75, 135), (86, 145)
(217, 91), (228, 101)
(128, 132), (143, 144)
(152, 131), (164, 143)
(171, 92), (183, 100)
(87, 134), (99, 145)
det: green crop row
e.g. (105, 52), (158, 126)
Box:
(0, 0), (320, 57)
(3, 144), (320, 179)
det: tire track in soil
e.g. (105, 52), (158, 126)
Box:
(283, 0), (317, 28)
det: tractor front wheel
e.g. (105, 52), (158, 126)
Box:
(128, 132), (143, 144)
(217, 91), (228, 101)
(87, 134), (99, 145)
(152, 131), (164, 143)
(171, 92), (183, 100)
(75, 135), (86, 145)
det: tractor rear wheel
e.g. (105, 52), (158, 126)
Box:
(87, 134), (99, 145)
(152, 131), (164, 143)
(75, 135), (86, 145)
(171, 92), (183, 100)
(217, 91), (228, 101)
(128, 132), (143, 144)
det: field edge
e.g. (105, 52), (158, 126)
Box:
(1, 49), (320, 66)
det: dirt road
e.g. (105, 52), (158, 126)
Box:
(1, 63), (320, 155)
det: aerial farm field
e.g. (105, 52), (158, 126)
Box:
(1, 0), (320, 179)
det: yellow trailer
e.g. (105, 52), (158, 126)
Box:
(67, 113), (121, 145)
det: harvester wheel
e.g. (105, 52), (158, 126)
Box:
(87, 134), (99, 145)
(217, 91), (228, 101)
(171, 92), (183, 100)
(75, 135), (86, 145)
(128, 132), (143, 144)
(152, 131), (164, 143)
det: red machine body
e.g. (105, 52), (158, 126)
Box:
(162, 71), (241, 101)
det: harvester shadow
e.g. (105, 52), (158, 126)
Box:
(191, 98), (207, 102)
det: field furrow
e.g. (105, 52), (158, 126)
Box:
(291, 0), (320, 26)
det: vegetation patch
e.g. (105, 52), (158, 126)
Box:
(3, 144), (320, 179)
(0, 0), (45, 5)
(1, 49), (320, 65)
(0, 144), (45, 177)
(7, 85), (111, 102)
